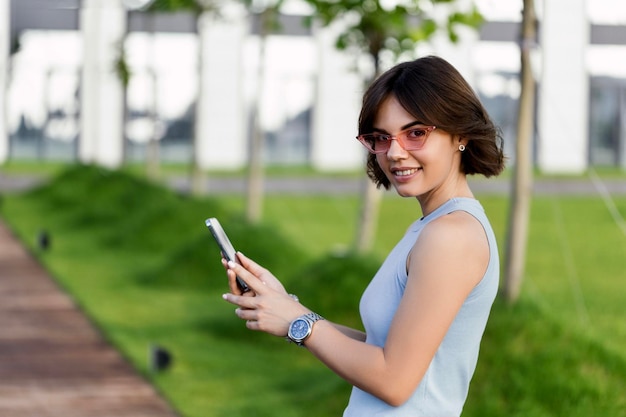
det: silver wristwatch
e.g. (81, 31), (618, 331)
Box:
(287, 312), (325, 346)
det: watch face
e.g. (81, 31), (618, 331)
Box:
(290, 318), (310, 340)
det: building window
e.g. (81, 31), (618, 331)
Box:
(589, 77), (626, 168)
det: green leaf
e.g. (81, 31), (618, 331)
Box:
(300, 0), (484, 69)
(147, 0), (201, 12)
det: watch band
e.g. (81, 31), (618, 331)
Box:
(303, 312), (324, 324)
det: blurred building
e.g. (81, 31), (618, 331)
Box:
(1, 0), (625, 172)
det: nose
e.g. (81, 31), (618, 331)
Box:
(386, 138), (407, 160)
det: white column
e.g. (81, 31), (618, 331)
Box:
(195, 6), (247, 170)
(0, 0), (9, 163)
(311, 21), (364, 171)
(80, 0), (126, 168)
(538, 0), (589, 173)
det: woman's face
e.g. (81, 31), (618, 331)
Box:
(373, 95), (467, 209)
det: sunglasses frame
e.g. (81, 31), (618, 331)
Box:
(356, 126), (437, 154)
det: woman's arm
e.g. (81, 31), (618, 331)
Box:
(223, 212), (488, 406)
(330, 323), (367, 342)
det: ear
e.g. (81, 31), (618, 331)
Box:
(458, 136), (468, 147)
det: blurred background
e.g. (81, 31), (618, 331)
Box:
(1, 0), (625, 173)
(1, 2), (626, 416)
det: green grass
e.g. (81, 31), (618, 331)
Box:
(1, 164), (625, 417)
(0, 160), (364, 179)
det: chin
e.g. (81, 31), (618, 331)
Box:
(392, 184), (420, 198)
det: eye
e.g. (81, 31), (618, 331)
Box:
(374, 133), (392, 142)
(406, 128), (427, 138)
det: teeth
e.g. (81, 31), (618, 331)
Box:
(395, 169), (417, 176)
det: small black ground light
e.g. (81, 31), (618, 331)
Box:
(37, 229), (51, 251)
(149, 344), (173, 372)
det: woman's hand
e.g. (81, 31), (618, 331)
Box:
(222, 256), (309, 337)
(221, 251), (287, 296)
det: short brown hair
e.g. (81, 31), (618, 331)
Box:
(359, 56), (505, 189)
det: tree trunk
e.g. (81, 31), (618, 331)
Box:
(354, 177), (383, 253)
(354, 55), (383, 254)
(145, 65), (160, 180)
(246, 94), (265, 223)
(503, 0), (537, 303)
(146, 13), (160, 180)
(246, 13), (269, 224)
(190, 11), (206, 195)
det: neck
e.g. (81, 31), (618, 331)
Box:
(417, 176), (473, 217)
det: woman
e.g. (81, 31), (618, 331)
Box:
(222, 55), (505, 416)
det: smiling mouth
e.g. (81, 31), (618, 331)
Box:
(393, 168), (421, 177)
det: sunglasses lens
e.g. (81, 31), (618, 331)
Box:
(401, 128), (429, 150)
(359, 135), (389, 153)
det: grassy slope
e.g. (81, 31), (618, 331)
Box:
(1, 165), (625, 416)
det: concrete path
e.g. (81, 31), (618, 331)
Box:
(0, 220), (180, 417)
(165, 175), (626, 196)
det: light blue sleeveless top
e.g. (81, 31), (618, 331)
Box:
(343, 198), (499, 417)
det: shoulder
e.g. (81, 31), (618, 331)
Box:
(423, 210), (487, 249)
(410, 210), (489, 287)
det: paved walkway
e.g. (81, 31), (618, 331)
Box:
(0, 220), (180, 417)
(165, 175), (626, 195)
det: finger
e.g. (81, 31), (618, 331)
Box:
(233, 306), (262, 331)
(222, 292), (257, 309)
(235, 252), (268, 276)
(225, 268), (256, 297)
(226, 268), (243, 295)
(227, 260), (266, 293)
(245, 320), (260, 331)
(235, 307), (259, 321)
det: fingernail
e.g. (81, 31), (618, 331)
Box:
(222, 294), (229, 300)
(227, 261), (236, 268)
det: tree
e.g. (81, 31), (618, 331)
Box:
(114, 38), (132, 165)
(147, 0), (285, 207)
(305, 0), (484, 252)
(240, 0), (286, 223)
(503, 0), (537, 303)
(147, 0), (218, 193)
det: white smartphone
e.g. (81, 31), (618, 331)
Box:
(205, 218), (250, 293)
